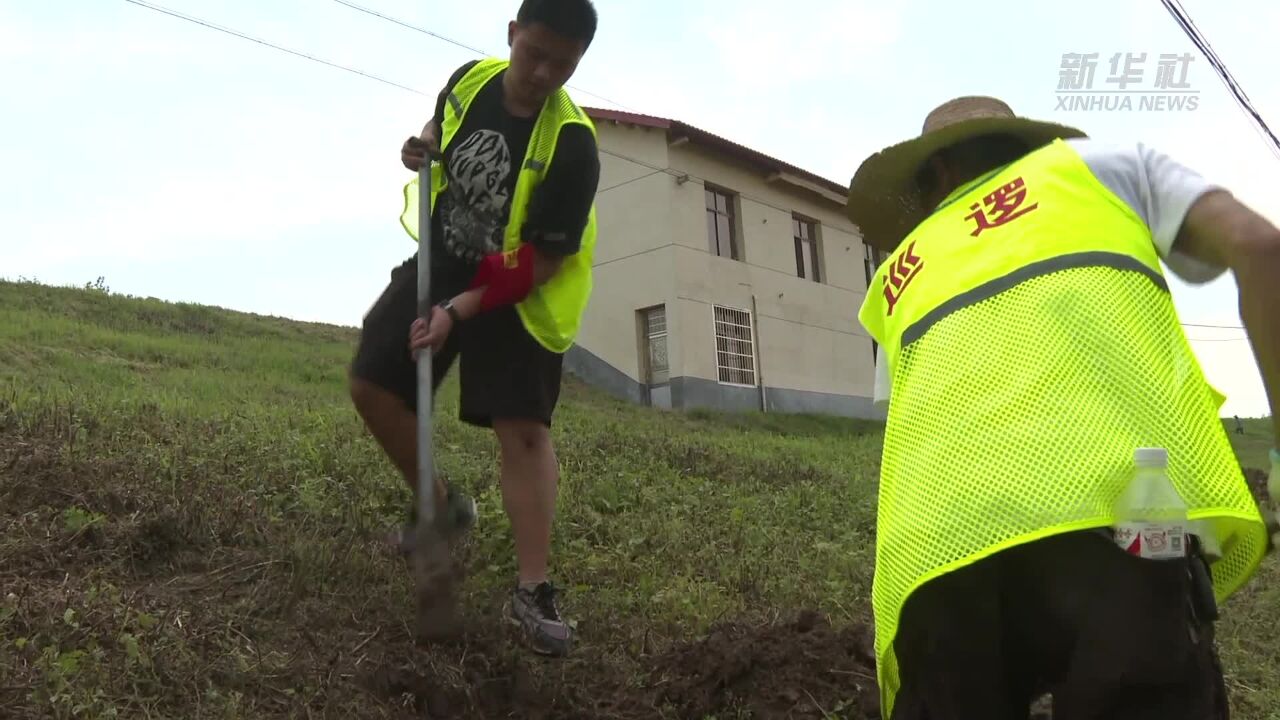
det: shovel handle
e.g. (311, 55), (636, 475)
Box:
(416, 157), (435, 529)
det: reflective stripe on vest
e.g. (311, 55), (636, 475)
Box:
(857, 138), (1268, 718)
(399, 58), (598, 354)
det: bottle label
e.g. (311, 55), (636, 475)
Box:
(1114, 522), (1186, 560)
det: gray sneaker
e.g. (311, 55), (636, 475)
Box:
(506, 582), (572, 657)
(389, 490), (477, 555)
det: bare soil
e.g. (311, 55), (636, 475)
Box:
(0, 429), (880, 719)
(1243, 466), (1270, 507)
(354, 609), (880, 719)
(3, 412), (1265, 719)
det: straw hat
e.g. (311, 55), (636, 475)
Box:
(846, 96), (1087, 251)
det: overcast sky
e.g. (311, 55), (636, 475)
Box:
(3, 0), (1277, 417)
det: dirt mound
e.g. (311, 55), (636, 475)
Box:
(647, 610), (881, 719)
(358, 640), (598, 720)
(0, 419), (869, 719)
(354, 611), (880, 719)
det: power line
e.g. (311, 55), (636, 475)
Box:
(596, 168), (665, 195)
(1165, 0), (1280, 161)
(592, 143), (862, 233)
(115, 0), (1265, 267)
(331, 0), (488, 56)
(260, 0), (835, 214)
(1180, 321), (1245, 330)
(1159, 0), (1280, 163)
(120, 0), (644, 171)
(118, 0), (849, 225)
(120, 0), (427, 96)
(329, 0), (635, 111)
(93, 2), (1280, 350)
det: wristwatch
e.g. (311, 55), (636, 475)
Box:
(438, 297), (462, 325)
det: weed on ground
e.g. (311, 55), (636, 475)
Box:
(1, 279), (1276, 718)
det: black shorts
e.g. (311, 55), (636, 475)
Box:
(349, 254), (564, 428)
(889, 529), (1228, 720)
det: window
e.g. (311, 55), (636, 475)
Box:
(640, 306), (669, 385)
(793, 215), (821, 282)
(713, 305), (756, 386)
(705, 187), (738, 260)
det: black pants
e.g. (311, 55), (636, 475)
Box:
(349, 254), (564, 428)
(890, 530), (1228, 720)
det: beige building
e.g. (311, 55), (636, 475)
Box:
(565, 107), (887, 419)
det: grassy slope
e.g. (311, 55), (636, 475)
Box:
(1227, 416), (1274, 473)
(0, 279), (1276, 719)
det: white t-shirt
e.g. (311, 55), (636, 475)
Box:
(870, 137), (1224, 407)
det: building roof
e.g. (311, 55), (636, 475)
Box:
(582, 107), (851, 207)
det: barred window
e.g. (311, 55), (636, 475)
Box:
(641, 306), (668, 384)
(713, 305), (755, 386)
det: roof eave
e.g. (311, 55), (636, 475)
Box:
(584, 106), (850, 208)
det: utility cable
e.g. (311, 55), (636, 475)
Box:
(121, 0), (427, 95)
(1159, 0), (1280, 162)
(117, 0), (852, 228)
(596, 169), (666, 195)
(119, 0), (1268, 307)
(330, 0), (635, 110)
(1180, 321), (1246, 330)
(331, 0), (489, 56)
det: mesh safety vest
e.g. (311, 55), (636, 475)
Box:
(399, 58), (598, 354)
(858, 138), (1267, 717)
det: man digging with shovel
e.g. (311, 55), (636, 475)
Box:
(348, 0), (601, 656)
(847, 96), (1279, 719)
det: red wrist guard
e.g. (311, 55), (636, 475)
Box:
(467, 243), (536, 311)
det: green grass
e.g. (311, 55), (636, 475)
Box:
(1224, 416), (1275, 472)
(0, 277), (1276, 719)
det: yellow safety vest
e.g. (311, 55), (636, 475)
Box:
(399, 58), (598, 354)
(858, 138), (1267, 717)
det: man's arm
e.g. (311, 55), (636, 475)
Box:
(521, 124), (601, 259)
(402, 61), (479, 171)
(1174, 190), (1280, 448)
(450, 124), (601, 319)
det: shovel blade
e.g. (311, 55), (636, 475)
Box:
(412, 523), (461, 642)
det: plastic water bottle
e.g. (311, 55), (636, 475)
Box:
(1112, 447), (1188, 560)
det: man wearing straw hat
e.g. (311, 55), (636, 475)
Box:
(847, 95), (1280, 718)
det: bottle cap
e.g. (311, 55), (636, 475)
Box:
(1135, 447), (1169, 467)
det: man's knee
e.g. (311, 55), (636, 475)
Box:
(349, 372), (371, 408)
(350, 374), (400, 418)
(493, 418), (551, 457)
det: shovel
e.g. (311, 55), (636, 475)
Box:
(412, 149), (461, 642)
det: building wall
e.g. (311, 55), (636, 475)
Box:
(667, 142), (878, 404)
(592, 123), (674, 266)
(570, 122), (679, 397)
(568, 121), (881, 419)
(667, 143), (868, 291)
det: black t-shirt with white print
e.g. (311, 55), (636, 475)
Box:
(427, 60), (600, 296)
